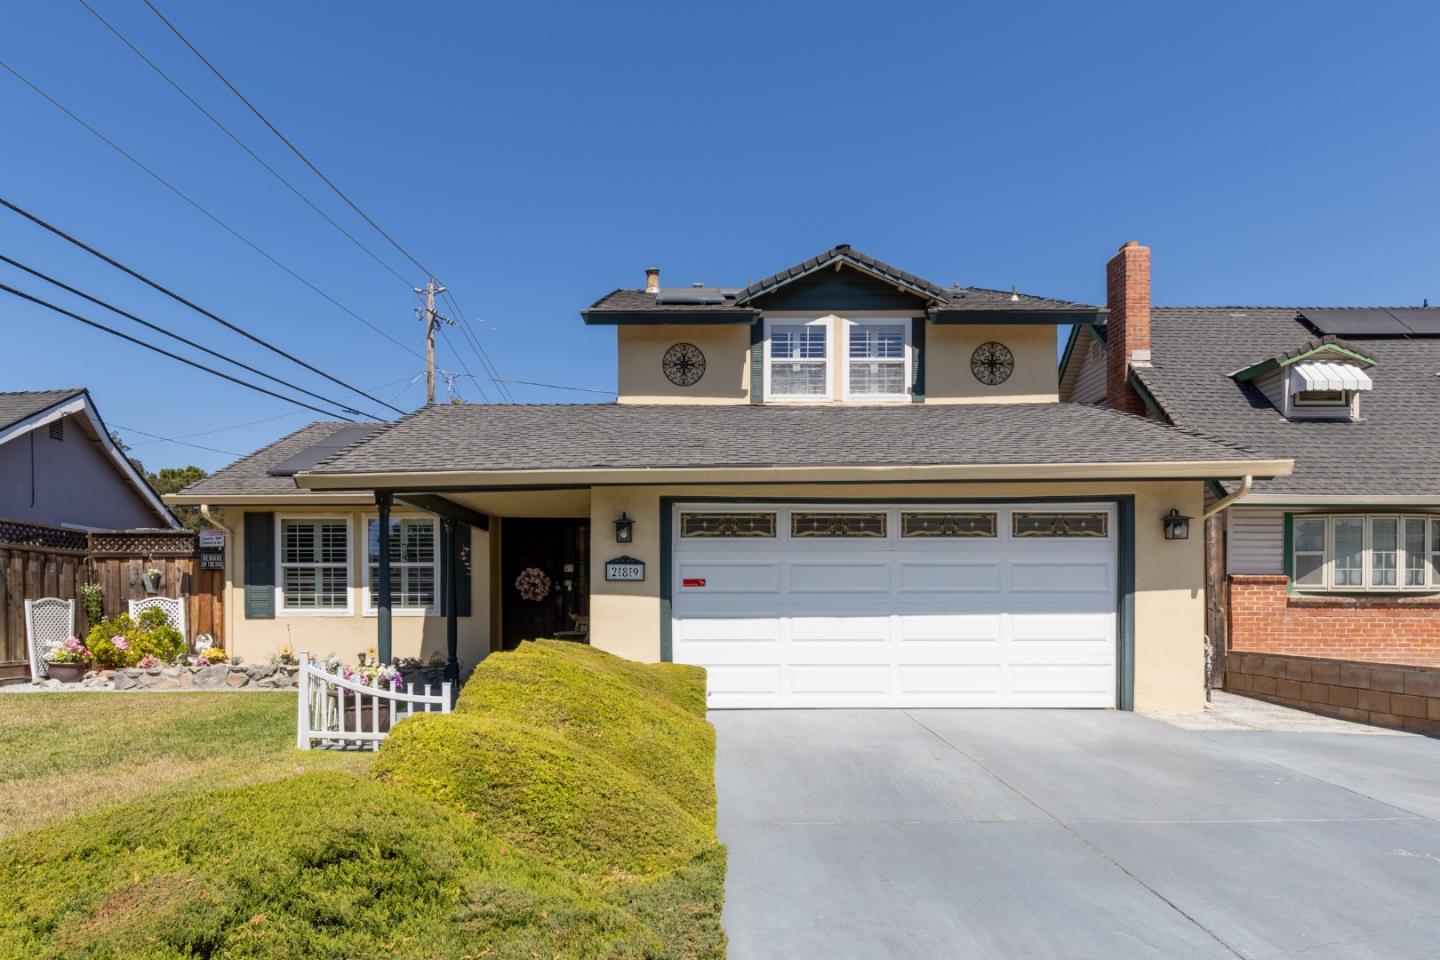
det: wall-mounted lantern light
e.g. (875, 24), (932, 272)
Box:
(614, 512), (635, 544)
(1162, 508), (1191, 540)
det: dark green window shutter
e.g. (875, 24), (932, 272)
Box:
(749, 322), (764, 403)
(243, 512), (275, 619)
(442, 522), (473, 617)
(911, 318), (927, 402)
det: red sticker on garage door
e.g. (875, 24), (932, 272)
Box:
(682, 578), (707, 588)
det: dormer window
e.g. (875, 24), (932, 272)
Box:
(1292, 389), (1346, 406)
(765, 318), (832, 401)
(844, 319), (911, 401)
(1229, 337), (1377, 423)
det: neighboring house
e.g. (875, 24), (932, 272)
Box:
(0, 388), (177, 530)
(171, 244), (1292, 711)
(1060, 243), (1440, 669)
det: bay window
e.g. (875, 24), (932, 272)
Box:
(1290, 513), (1440, 592)
(766, 320), (830, 399)
(365, 516), (438, 613)
(279, 517), (351, 613)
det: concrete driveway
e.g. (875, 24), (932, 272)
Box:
(714, 707), (1440, 960)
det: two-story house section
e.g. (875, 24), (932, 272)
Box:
(173, 244), (1292, 713)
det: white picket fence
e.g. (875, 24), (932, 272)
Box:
(295, 650), (452, 750)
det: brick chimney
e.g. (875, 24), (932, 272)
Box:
(644, 266), (661, 294)
(1105, 241), (1152, 417)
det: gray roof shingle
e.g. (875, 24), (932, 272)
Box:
(300, 402), (1270, 479)
(177, 421), (355, 497)
(1137, 308), (1440, 497)
(0, 389), (85, 432)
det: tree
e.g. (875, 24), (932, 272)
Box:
(146, 466), (218, 531)
(109, 433), (146, 476)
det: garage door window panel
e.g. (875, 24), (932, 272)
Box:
(790, 512), (888, 538)
(1012, 512), (1109, 539)
(680, 512), (777, 539)
(901, 512), (997, 538)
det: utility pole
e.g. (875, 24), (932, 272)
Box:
(415, 278), (448, 404)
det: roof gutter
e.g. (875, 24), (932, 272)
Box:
(1203, 474), (1253, 519)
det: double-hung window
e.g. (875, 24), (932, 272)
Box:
(365, 516), (438, 613)
(279, 517), (351, 612)
(844, 320), (910, 400)
(1291, 513), (1440, 592)
(766, 319), (831, 400)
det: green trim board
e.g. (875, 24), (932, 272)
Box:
(911, 316), (926, 402)
(1230, 341), (1378, 383)
(581, 310), (759, 325)
(931, 309), (1107, 325)
(1127, 372), (1172, 424)
(1282, 511), (1295, 593)
(1057, 321), (1104, 382)
(658, 494), (1137, 710)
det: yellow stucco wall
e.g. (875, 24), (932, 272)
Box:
(221, 507), (491, 669)
(588, 480), (1207, 712)
(925, 323), (1059, 403)
(615, 324), (751, 403)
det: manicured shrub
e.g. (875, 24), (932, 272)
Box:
(373, 713), (714, 880)
(455, 641), (716, 818)
(0, 772), (660, 960)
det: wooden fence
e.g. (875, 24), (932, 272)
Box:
(0, 519), (224, 682)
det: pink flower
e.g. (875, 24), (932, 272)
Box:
(112, 635), (129, 651)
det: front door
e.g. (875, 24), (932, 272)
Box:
(501, 518), (589, 649)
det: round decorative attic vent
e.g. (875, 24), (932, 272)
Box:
(663, 342), (706, 386)
(971, 342), (1014, 386)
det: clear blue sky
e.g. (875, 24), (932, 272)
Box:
(3, 1), (1437, 473)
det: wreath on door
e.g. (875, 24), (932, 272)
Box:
(514, 567), (552, 602)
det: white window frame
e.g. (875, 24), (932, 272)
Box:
(763, 316), (834, 402)
(1291, 513), (1440, 593)
(276, 514), (354, 616)
(362, 513), (440, 617)
(841, 317), (912, 402)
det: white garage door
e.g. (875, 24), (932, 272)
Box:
(671, 503), (1117, 708)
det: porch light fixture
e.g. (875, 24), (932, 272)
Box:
(1162, 509), (1191, 541)
(614, 512), (635, 544)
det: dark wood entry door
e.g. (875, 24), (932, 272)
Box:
(501, 518), (589, 649)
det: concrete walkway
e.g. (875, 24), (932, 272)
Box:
(714, 705), (1440, 960)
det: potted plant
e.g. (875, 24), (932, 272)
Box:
(336, 658), (403, 732)
(45, 637), (91, 683)
(142, 567), (163, 594)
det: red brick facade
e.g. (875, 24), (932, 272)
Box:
(1104, 241), (1151, 418)
(1229, 574), (1440, 668)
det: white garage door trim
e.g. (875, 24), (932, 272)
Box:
(668, 501), (1122, 709)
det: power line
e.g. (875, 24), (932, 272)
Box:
(0, 282), (361, 421)
(110, 422), (244, 457)
(0, 253), (371, 417)
(0, 59), (425, 367)
(443, 290), (516, 402)
(452, 373), (615, 396)
(0, 195), (407, 417)
(143, 0), (440, 281)
(76, 0), (417, 290)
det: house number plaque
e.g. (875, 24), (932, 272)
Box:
(604, 556), (645, 582)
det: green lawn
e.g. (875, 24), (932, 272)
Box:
(0, 692), (371, 837)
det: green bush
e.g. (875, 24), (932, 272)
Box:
(0, 772), (661, 960)
(373, 713), (713, 880)
(85, 612), (186, 669)
(455, 641), (716, 818)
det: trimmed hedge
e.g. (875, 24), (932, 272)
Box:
(455, 640), (716, 819)
(0, 773), (659, 959)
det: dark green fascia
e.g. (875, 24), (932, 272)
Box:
(930, 308), (1107, 325)
(658, 492), (1138, 711)
(1057, 321), (1104, 382)
(393, 493), (490, 531)
(1230, 342), (1379, 383)
(1126, 372), (1172, 424)
(1282, 512), (1295, 594)
(581, 310), (759, 326)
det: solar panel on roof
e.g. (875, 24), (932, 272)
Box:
(266, 424), (383, 476)
(655, 288), (727, 304)
(1299, 308), (1411, 336)
(1387, 308), (1440, 336)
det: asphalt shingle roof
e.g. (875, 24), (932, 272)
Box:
(736, 244), (952, 304)
(301, 402), (1267, 479)
(1136, 308), (1440, 497)
(0, 389), (84, 432)
(178, 421), (353, 496)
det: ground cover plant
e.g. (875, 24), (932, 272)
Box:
(0, 641), (726, 958)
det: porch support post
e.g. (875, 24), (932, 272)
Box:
(375, 491), (393, 664)
(442, 517), (460, 686)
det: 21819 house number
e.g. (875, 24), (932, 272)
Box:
(604, 557), (645, 581)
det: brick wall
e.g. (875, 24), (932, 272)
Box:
(1229, 574), (1440, 668)
(1226, 651), (1440, 735)
(1104, 241), (1151, 418)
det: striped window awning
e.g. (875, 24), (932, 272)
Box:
(1289, 361), (1373, 393)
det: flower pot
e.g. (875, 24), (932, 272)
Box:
(142, 572), (161, 595)
(342, 698), (393, 733)
(44, 662), (87, 684)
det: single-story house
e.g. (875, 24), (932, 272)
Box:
(1060, 248), (1440, 669)
(0, 388), (178, 530)
(171, 244), (1292, 711)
